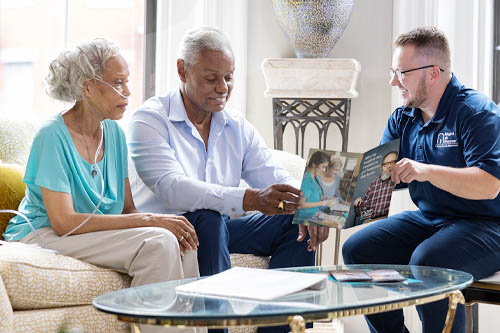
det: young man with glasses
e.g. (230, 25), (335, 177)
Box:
(343, 26), (500, 333)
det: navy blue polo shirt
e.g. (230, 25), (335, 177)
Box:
(381, 74), (500, 221)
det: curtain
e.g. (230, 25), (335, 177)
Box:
(391, 0), (494, 109)
(155, 0), (248, 115)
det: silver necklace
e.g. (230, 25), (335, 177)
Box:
(77, 120), (100, 178)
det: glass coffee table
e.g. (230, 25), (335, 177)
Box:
(93, 265), (472, 333)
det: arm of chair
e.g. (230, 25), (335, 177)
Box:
(0, 271), (14, 331)
(270, 149), (306, 183)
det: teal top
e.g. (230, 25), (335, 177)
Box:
(3, 114), (128, 241)
(296, 171), (322, 221)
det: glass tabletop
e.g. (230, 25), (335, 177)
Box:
(93, 265), (472, 323)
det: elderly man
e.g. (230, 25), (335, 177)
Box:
(354, 151), (397, 222)
(128, 26), (328, 331)
(343, 26), (500, 333)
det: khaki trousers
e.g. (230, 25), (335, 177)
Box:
(22, 227), (206, 333)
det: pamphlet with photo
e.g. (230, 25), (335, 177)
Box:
(329, 269), (406, 283)
(292, 139), (400, 229)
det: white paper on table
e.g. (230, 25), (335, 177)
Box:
(175, 267), (328, 301)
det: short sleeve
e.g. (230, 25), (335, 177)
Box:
(300, 175), (315, 200)
(23, 130), (71, 193)
(461, 105), (500, 179)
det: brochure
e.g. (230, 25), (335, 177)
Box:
(175, 267), (327, 301)
(330, 269), (406, 283)
(292, 139), (400, 229)
(328, 269), (372, 282)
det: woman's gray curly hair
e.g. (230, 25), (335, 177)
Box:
(45, 38), (120, 102)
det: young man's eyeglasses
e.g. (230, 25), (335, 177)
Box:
(389, 65), (444, 82)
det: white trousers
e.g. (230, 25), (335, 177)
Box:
(22, 227), (206, 333)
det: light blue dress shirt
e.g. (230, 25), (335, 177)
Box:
(3, 114), (128, 241)
(127, 88), (298, 215)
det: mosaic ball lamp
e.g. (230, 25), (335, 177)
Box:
(272, 0), (355, 58)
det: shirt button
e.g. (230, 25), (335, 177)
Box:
(417, 144), (422, 149)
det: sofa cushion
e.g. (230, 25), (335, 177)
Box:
(0, 163), (26, 237)
(0, 243), (131, 310)
(0, 116), (37, 166)
(0, 273), (13, 332)
(230, 253), (270, 269)
(13, 305), (130, 333)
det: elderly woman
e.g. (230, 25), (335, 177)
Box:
(317, 156), (344, 199)
(2, 38), (201, 333)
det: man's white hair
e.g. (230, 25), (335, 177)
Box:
(178, 26), (233, 67)
(45, 38), (120, 103)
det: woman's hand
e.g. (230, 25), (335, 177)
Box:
(145, 214), (199, 257)
(124, 180), (198, 256)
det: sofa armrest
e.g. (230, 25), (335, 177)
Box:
(270, 149), (306, 183)
(0, 272), (14, 331)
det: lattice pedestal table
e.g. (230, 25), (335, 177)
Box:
(262, 58), (361, 264)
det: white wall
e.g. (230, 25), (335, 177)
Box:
(246, 0), (394, 154)
(391, 0), (494, 111)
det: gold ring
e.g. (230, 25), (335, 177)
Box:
(185, 232), (191, 238)
(179, 236), (185, 242)
(278, 200), (284, 210)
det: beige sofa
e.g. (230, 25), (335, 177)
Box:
(0, 116), (306, 332)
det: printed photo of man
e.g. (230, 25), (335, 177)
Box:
(354, 151), (398, 221)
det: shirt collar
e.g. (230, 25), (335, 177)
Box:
(430, 73), (462, 124)
(168, 87), (229, 127)
(401, 73), (462, 124)
(168, 88), (190, 122)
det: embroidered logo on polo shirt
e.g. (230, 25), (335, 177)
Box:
(436, 131), (458, 148)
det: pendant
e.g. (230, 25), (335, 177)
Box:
(91, 167), (98, 178)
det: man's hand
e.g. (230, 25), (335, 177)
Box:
(243, 184), (301, 215)
(297, 224), (329, 252)
(353, 197), (362, 207)
(391, 158), (430, 184)
(391, 158), (500, 200)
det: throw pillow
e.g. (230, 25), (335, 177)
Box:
(0, 163), (26, 237)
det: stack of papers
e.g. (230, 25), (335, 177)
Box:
(175, 267), (327, 301)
